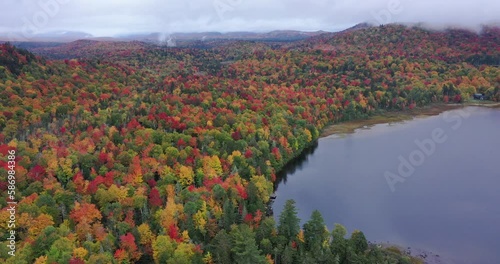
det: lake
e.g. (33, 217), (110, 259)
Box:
(273, 107), (500, 264)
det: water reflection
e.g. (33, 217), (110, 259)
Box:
(272, 107), (500, 264)
(274, 141), (318, 191)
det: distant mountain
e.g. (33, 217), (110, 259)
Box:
(0, 29), (331, 45)
(26, 39), (158, 60)
(3, 22), (500, 45)
(0, 31), (93, 42)
(115, 30), (329, 44)
(0, 24), (367, 44)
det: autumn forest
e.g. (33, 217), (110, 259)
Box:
(0, 24), (499, 263)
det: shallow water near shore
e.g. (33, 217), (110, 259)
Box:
(273, 107), (500, 264)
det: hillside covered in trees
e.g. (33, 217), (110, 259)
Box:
(0, 24), (499, 263)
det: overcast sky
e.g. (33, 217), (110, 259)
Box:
(0, 0), (499, 36)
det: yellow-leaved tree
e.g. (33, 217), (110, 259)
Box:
(250, 175), (274, 203)
(178, 165), (194, 187)
(202, 155), (223, 179)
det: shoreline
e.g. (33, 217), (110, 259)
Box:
(376, 242), (453, 264)
(320, 102), (500, 138)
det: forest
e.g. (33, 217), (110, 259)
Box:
(0, 24), (499, 263)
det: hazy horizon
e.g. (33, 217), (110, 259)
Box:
(0, 0), (499, 39)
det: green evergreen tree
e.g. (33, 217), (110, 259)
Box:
(281, 244), (296, 264)
(303, 210), (333, 263)
(230, 224), (267, 264)
(278, 200), (300, 242)
(350, 230), (368, 254)
(222, 199), (236, 230)
(303, 210), (328, 251)
(211, 230), (233, 264)
(331, 224), (349, 263)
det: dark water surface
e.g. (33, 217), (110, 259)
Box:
(273, 107), (500, 264)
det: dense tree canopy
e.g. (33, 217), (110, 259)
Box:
(0, 24), (498, 263)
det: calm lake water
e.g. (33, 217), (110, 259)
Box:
(273, 107), (500, 264)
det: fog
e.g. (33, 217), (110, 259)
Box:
(0, 0), (498, 36)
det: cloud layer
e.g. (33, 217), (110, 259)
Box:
(0, 0), (499, 36)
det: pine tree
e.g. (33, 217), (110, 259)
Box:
(331, 224), (349, 264)
(230, 225), (267, 264)
(211, 230), (233, 264)
(303, 210), (331, 262)
(222, 199), (236, 230)
(278, 200), (300, 242)
(350, 230), (368, 254)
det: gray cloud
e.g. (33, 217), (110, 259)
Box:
(0, 0), (498, 36)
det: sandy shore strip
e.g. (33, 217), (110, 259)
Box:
(321, 102), (500, 138)
(374, 242), (456, 264)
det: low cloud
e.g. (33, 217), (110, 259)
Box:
(0, 0), (498, 36)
